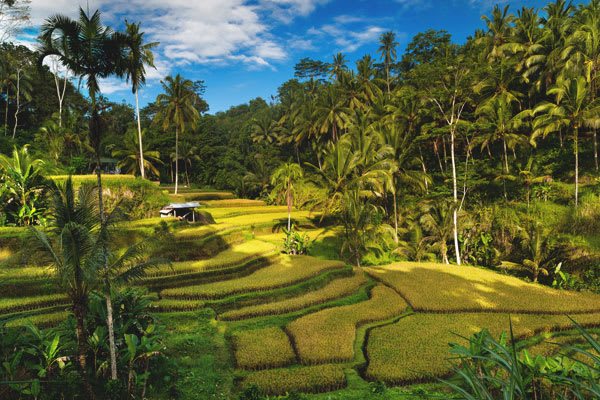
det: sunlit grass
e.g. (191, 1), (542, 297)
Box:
(161, 255), (345, 300)
(365, 262), (600, 313)
(286, 285), (407, 364)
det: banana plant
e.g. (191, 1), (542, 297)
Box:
(124, 324), (165, 399)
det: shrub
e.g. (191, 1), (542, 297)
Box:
(286, 285), (407, 364)
(282, 226), (310, 255)
(162, 256), (345, 300)
(220, 272), (367, 321)
(365, 262), (600, 313)
(241, 365), (346, 395)
(232, 327), (296, 370)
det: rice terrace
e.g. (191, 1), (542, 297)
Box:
(3, 0), (600, 399)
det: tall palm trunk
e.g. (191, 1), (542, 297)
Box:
(450, 128), (461, 265)
(12, 69), (20, 139)
(135, 89), (145, 179)
(175, 126), (179, 194)
(92, 106), (118, 382)
(392, 186), (398, 244)
(4, 85), (8, 136)
(594, 127), (598, 172)
(74, 304), (94, 400)
(575, 127), (579, 209)
(287, 186), (292, 231)
(503, 138), (509, 200)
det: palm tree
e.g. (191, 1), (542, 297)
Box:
(315, 85), (350, 141)
(378, 121), (427, 243)
(532, 76), (600, 208)
(35, 120), (63, 166)
(377, 31), (398, 94)
(123, 20), (158, 179)
(356, 54), (383, 105)
(329, 53), (348, 82)
(474, 94), (528, 199)
(503, 220), (556, 282)
(270, 161), (303, 231)
(250, 110), (280, 144)
(154, 74), (200, 194)
(420, 200), (456, 264)
(307, 135), (361, 217)
(28, 179), (100, 398)
(480, 4), (515, 60)
(112, 128), (162, 177)
(176, 142), (199, 186)
(28, 178), (167, 398)
(38, 7), (128, 382)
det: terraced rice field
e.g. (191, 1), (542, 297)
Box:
(3, 191), (600, 398)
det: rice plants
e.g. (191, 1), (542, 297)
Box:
(145, 240), (276, 278)
(216, 211), (312, 226)
(365, 262), (600, 313)
(286, 285), (407, 364)
(203, 199), (266, 208)
(232, 327), (296, 370)
(5, 310), (69, 328)
(49, 174), (137, 182)
(154, 299), (205, 312)
(241, 364), (346, 395)
(206, 206), (288, 219)
(220, 272), (368, 320)
(364, 312), (600, 384)
(161, 256), (345, 300)
(0, 294), (68, 314)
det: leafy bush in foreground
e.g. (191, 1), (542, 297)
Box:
(440, 318), (600, 399)
(233, 327), (296, 370)
(286, 285), (407, 364)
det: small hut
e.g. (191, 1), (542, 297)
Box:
(159, 202), (201, 222)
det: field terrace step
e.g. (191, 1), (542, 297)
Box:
(161, 255), (346, 300)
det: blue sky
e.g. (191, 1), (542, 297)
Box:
(25, 0), (553, 113)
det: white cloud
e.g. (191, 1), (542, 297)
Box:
(29, 0), (322, 75)
(99, 77), (130, 95)
(309, 18), (388, 53)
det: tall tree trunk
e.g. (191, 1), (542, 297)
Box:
(185, 160), (190, 187)
(386, 65), (390, 96)
(434, 140), (444, 174)
(287, 187), (292, 231)
(393, 186), (398, 244)
(419, 146), (429, 193)
(594, 127), (598, 172)
(4, 85), (8, 136)
(12, 69), (20, 139)
(74, 306), (94, 400)
(135, 89), (145, 179)
(451, 129), (461, 265)
(92, 105), (118, 382)
(52, 60), (68, 128)
(575, 127), (579, 210)
(175, 126), (179, 194)
(559, 128), (563, 148)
